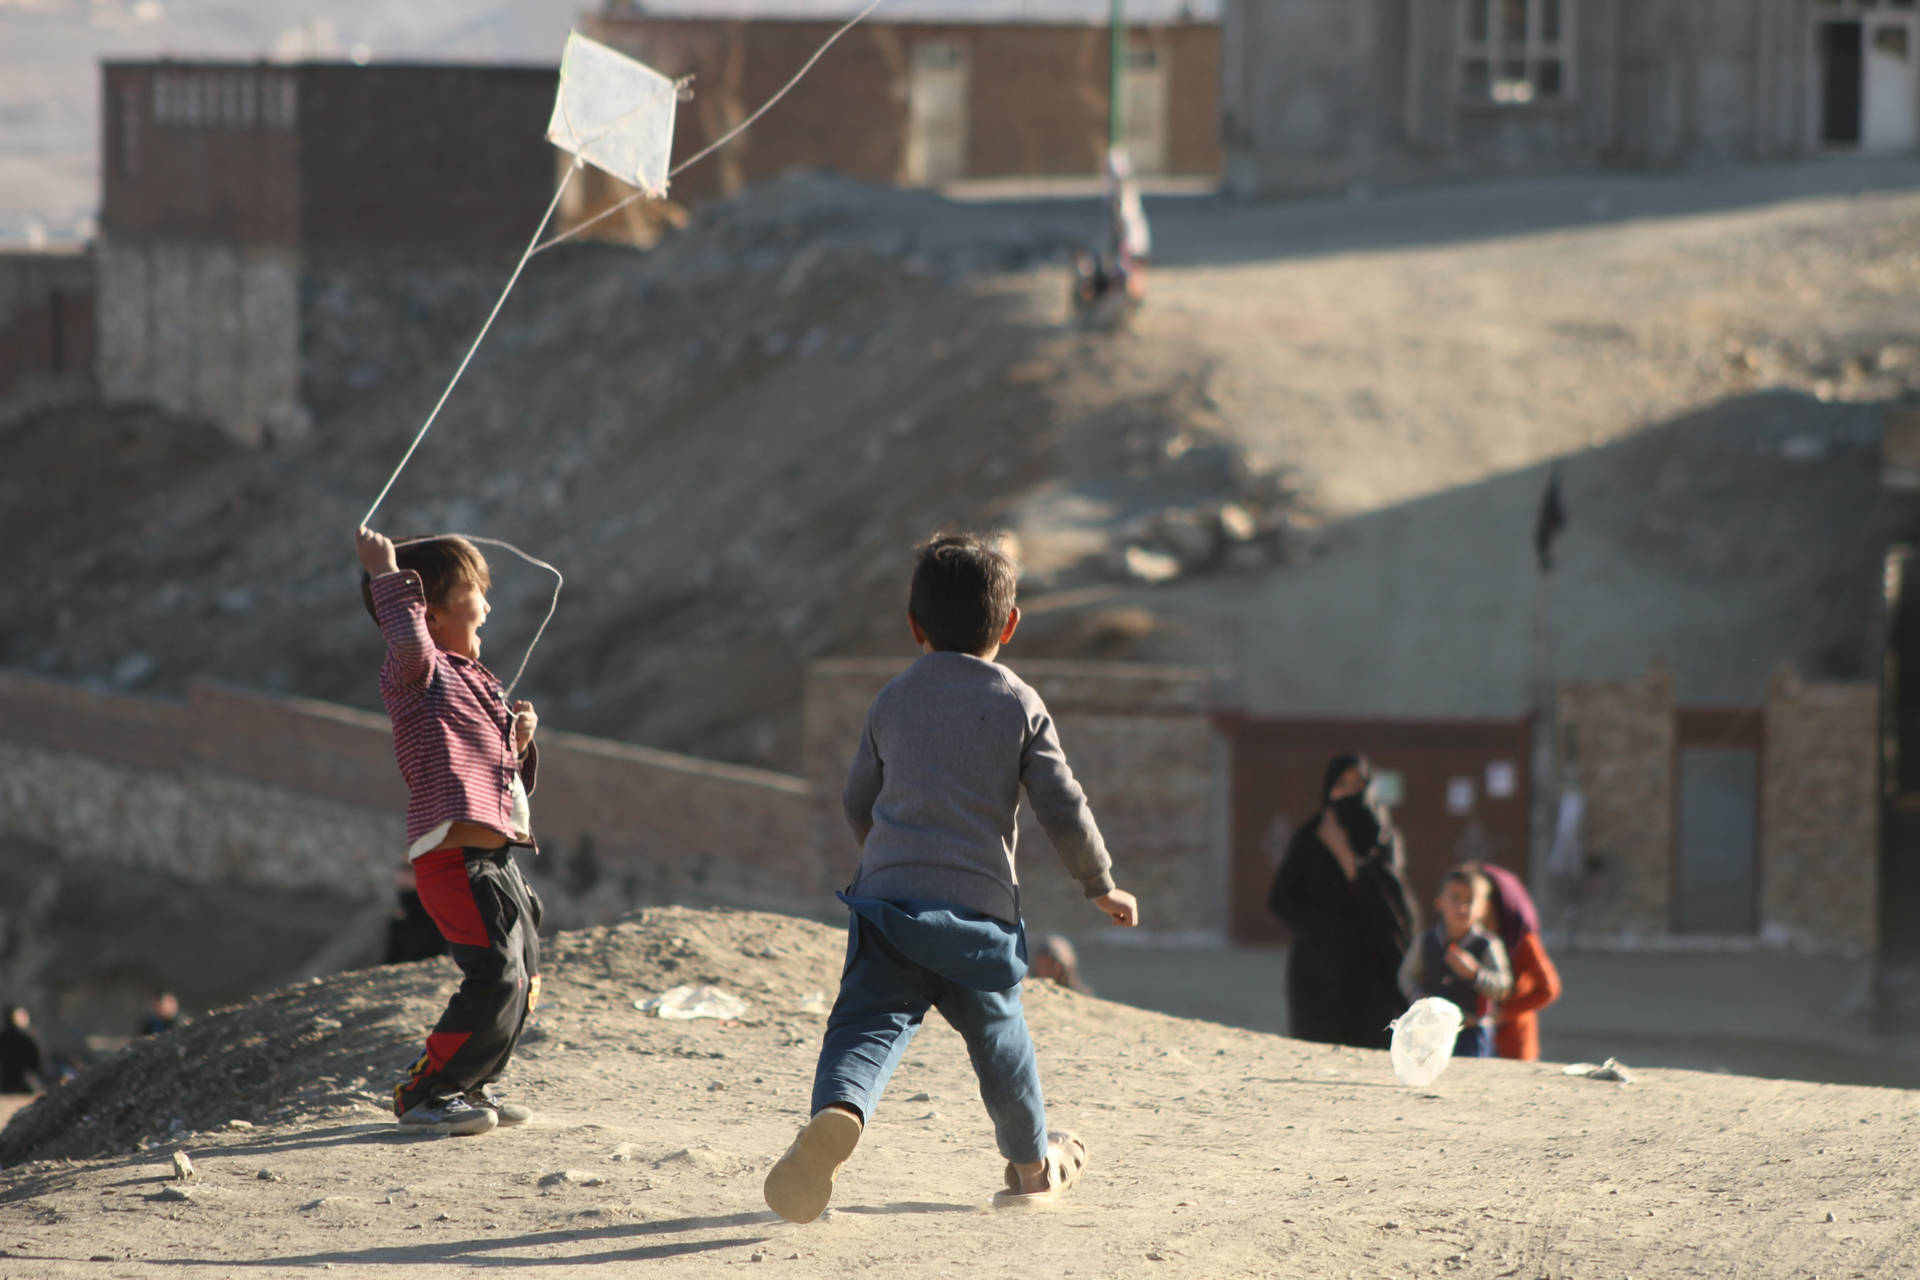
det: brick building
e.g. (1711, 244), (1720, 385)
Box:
(96, 61), (559, 440)
(1222, 0), (1920, 197)
(585, 0), (1221, 203)
(0, 248), (94, 421)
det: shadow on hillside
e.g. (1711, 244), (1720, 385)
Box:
(1191, 386), (1916, 719)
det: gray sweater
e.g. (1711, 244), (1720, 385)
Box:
(843, 652), (1116, 924)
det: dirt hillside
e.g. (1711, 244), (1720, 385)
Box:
(1, 906), (1914, 1279)
(0, 175), (1271, 770)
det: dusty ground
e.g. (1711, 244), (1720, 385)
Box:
(0, 906), (1915, 1280)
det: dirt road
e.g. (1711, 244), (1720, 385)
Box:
(2, 907), (1914, 1279)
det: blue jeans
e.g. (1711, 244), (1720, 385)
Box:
(809, 916), (1048, 1164)
(1453, 1024), (1493, 1058)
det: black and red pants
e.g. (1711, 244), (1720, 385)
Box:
(395, 845), (543, 1116)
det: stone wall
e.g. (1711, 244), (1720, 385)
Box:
(1761, 670), (1879, 957)
(0, 673), (810, 919)
(95, 237), (305, 443)
(1556, 663), (1676, 938)
(805, 659), (1226, 940)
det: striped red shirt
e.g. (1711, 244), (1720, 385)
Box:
(370, 570), (537, 850)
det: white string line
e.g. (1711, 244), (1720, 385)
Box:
(403, 533), (565, 702)
(359, 162), (580, 529)
(358, 2), (884, 692)
(529, 0), (888, 257)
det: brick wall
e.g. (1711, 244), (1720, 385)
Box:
(293, 65), (560, 259)
(0, 673), (809, 917)
(1557, 664), (1677, 937)
(101, 63), (558, 257)
(587, 17), (1221, 201)
(0, 250), (94, 418)
(805, 659), (1226, 940)
(1554, 663), (1878, 955)
(100, 64), (303, 247)
(1761, 670), (1879, 956)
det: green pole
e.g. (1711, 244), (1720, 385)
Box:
(1108, 0), (1125, 153)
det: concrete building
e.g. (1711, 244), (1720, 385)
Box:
(586, 0), (1220, 202)
(96, 61), (558, 441)
(1222, 0), (1920, 196)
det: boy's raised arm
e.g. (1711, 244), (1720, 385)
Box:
(356, 526), (433, 687)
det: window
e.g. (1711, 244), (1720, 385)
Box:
(1460, 0), (1572, 104)
(152, 71), (293, 130)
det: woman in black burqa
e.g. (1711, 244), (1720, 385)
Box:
(1267, 753), (1418, 1049)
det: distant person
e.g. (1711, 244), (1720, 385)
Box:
(384, 866), (451, 966)
(1029, 935), (1092, 995)
(1267, 753), (1417, 1049)
(1399, 867), (1512, 1058)
(358, 525), (544, 1137)
(1105, 146), (1150, 297)
(763, 533), (1140, 1222)
(0, 1005), (47, 1095)
(1466, 861), (1563, 1061)
(139, 991), (181, 1037)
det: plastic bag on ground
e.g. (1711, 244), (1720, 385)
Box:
(1389, 997), (1464, 1087)
(635, 984), (748, 1021)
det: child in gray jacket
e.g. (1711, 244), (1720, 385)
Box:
(764, 533), (1140, 1221)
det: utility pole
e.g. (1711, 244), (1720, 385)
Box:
(1108, 0), (1126, 153)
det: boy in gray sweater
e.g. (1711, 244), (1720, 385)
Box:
(763, 533), (1140, 1221)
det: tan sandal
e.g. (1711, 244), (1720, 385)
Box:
(764, 1107), (863, 1223)
(993, 1131), (1087, 1207)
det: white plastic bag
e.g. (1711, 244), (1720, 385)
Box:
(1389, 997), (1464, 1087)
(635, 984), (748, 1021)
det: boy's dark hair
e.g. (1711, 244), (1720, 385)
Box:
(1441, 867), (1488, 898)
(908, 532), (1018, 655)
(360, 536), (491, 622)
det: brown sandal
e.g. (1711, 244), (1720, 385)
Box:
(993, 1131), (1088, 1207)
(764, 1107), (863, 1223)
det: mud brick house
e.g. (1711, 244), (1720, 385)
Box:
(0, 247), (94, 421)
(96, 61), (558, 441)
(586, 0), (1221, 202)
(1223, 0), (1920, 196)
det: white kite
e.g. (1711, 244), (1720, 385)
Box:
(546, 31), (681, 198)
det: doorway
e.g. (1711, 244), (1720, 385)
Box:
(1123, 46), (1169, 174)
(1819, 13), (1920, 151)
(906, 42), (969, 185)
(1672, 710), (1762, 936)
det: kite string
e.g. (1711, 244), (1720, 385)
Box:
(359, 161), (579, 530)
(530, 0), (888, 257)
(392, 533), (564, 702)
(357, 0), (886, 691)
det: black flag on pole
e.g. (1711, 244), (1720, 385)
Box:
(1533, 464), (1566, 571)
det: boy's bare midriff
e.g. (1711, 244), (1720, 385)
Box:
(428, 822), (512, 853)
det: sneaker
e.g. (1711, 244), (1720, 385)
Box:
(397, 1095), (497, 1136)
(463, 1086), (531, 1126)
